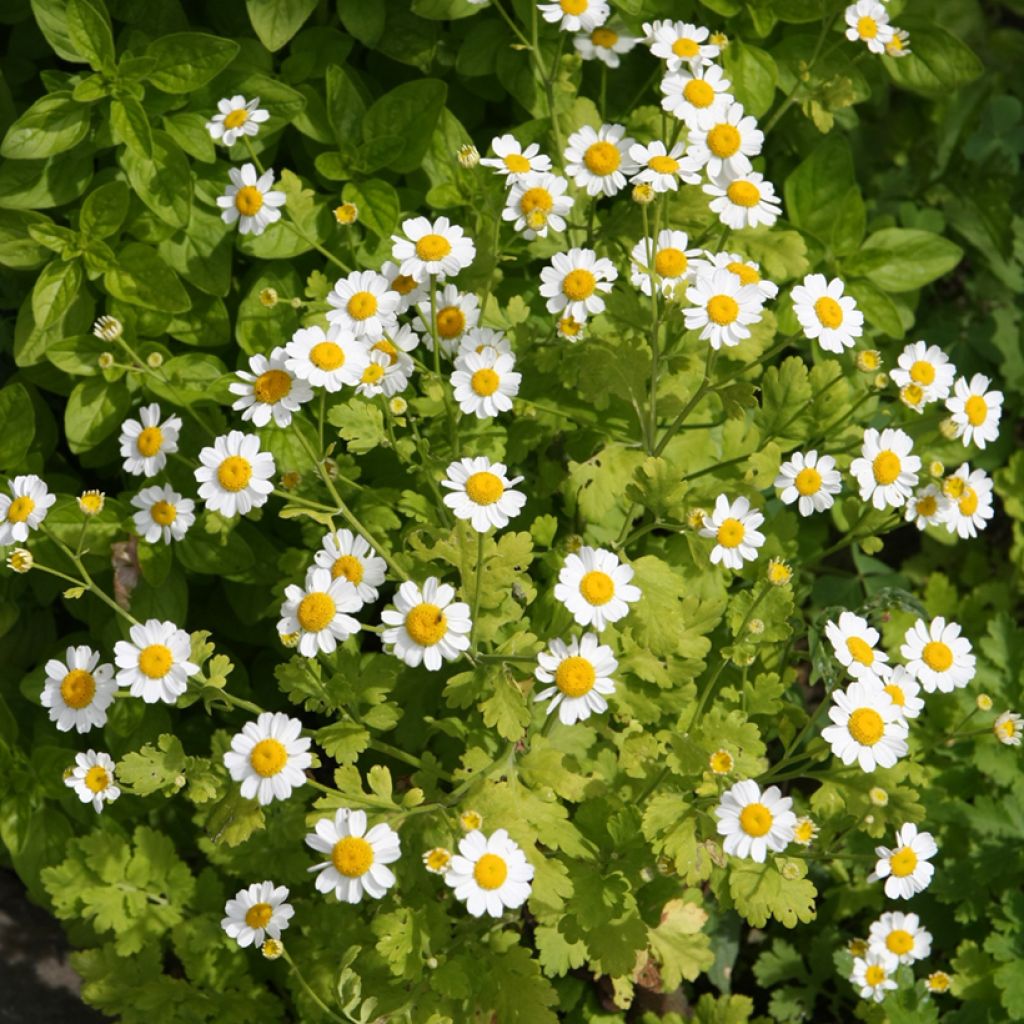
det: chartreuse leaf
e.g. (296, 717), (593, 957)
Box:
(79, 180), (129, 239)
(884, 23), (983, 95)
(342, 179), (400, 238)
(145, 33), (240, 93)
(110, 96), (154, 158)
(66, 0), (115, 72)
(104, 243), (191, 313)
(361, 79), (447, 174)
(0, 384), (35, 469)
(844, 228), (963, 292)
(1, 91), (91, 160)
(245, 0), (318, 51)
(648, 899), (715, 988)
(727, 857), (817, 928)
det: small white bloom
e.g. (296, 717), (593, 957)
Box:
(849, 427), (920, 509)
(904, 484), (951, 531)
(0, 474), (56, 545)
(686, 102), (763, 178)
(889, 341), (955, 405)
(700, 494), (765, 569)
(534, 633), (616, 725)
(573, 23), (639, 67)
(868, 911), (932, 965)
(221, 881), (293, 948)
(900, 616), (975, 693)
(539, 0), (609, 33)
(327, 270), (401, 342)
(313, 529), (387, 605)
(65, 750), (120, 813)
(850, 949), (900, 1003)
(683, 268), (765, 349)
(380, 259), (428, 313)
(217, 163), (286, 236)
(229, 346), (314, 428)
(774, 450), (842, 516)
(118, 403), (182, 477)
(130, 484), (195, 545)
(113, 618), (198, 704)
(277, 567), (362, 657)
(563, 123), (639, 198)
(41, 646), (116, 733)
(869, 822), (937, 899)
(945, 373), (1003, 449)
(458, 327), (512, 358)
(444, 828), (534, 917)
(629, 229), (706, 297)
(628, 140), (702, 192)
(791, 273), (864, 352)
(824, 610), (889, 682)
(391, 215), (476, 281)
(479, 134), (552, 180)
(645, 19), (720, 69)
(554, 546), (641, 631)
(195, 431), (276, 518)
(703, 169), (782, 230)
(661, 64), (732, 127)
(413, 284), (481, 356)
(539, 247), (617, 321)
(503, 171), (574, 239)
(451, 346), (520, 419)
(821, 679), (909, 772)
(381, 577), (472, 671)
(941, 463), (994, 539)
(206, 95), (269, 146)
(994, 710), (1022, 746)
(714, 779), (797, 862)
(441, 457), (526, 533)
(845, 0), (895, 53)
(223, 712), (312, 805)
(306, 808), (401, 904)
(284, 324), (369, 392)
(704, 251), (778, 301)
(879, 664), (925, 719)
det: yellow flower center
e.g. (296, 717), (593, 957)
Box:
(235, 185), (264, 216)
(361, 363), (385, 384)
(84, 765), (109, 793)
(425, 848), (451, 871)
(503, 153), (530, 173)
(405, 603), (448, 646)
(857, 15), (878, 39)
(297, 591), (336, 632)
(794, 820), (815, 843)
(519, 187), (553, 214)
(872, 451), (901, 485)
(331, 554), (364, 584)
(909, 360), (935, 385)
(888, 35), (905, 53)
(654, 247), (687, 278)
(470, 368), (500, 396)
(922, 640), (953, 672)
(902, 384), (925, 407)
(707, 124), (740, 157)
(959, 487), (978, 516)
(249, 737), (287, 777)
(79, 492), (104, 514)
(964, 395), (987, 425)
(583, 141), (621, 176)
(138, 643), (172, 679)
(886, 929), (914, 955)
(672, 37), (699, 58)
(943, 476), (966, 499)
(61, 669), (96, 709)
(579, 570), (614, 605)
(847, 707), (884, 746)
(310, 341), (345, 371)
(473, 852), (508, 890)
(415, 232), (452, 262)
(846, 636), (875, 666)
(245, 902), (273, 929)
(334, 202), (358, 224)
(727, 261), (760, 285)
(814, 296), (844, 328)
(554, 655), (596, 697)
(716, 517), (745, 548)
(683, 79), (714, 107)
(794, 467), (822, 496)
(739, 802), (773, 837)
(373, 339), (399, 365)
(884, 683), (906, 707)
(890, 846), (918, 877)
(465, 471), (504, 505)
(6, 495), (35, 523)
(392, 274), (417, 295)
(999, 719), (1017, 739)
(562, 268), (597, 300)
(864, 964), (887, 986)
(559, 317), (582, 337)
(223, 108), (249, 129)
(591, 27), (617, 47)
(436, 306), (466, 339)
(136, 426), (163, 457)
(915, 495), (937, 518)
(217, 455), (253, 493)
(150, 500), (177, 526)
(648, 154), (680, 174)
(709, 750), (733, 773)
(928, 973), (950, 992)
(707, 294), (740, 325)
(253, 369), (292, 404)
(332, 835), (374, 877)
(727, 180), (762, 206)
(346, 291), (379, 320)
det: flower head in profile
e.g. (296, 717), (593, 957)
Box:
(994, 711), (1022, 746)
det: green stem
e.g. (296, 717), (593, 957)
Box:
(470, 530), (485, 648)
(654, 346), (717, 457)
(761, 12), (840, 134)
(282, 950), (348, 1024)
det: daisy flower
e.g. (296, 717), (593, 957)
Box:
(458, 327), (512, 358)
(889, 341), (955, 405)
(479, 134), (552, 180)
(381, 577), (472, 671)
(703, 170), (782, 230)
(995, 711), (1022, 746)
(869, 822), (937, 899)
(645, 19), (719, 69)
(130, 484), (195, 545)
(868, 911), (932, 965)
(413, 285), (481, 356)
(686, 102), (763, 177)
(945, 373), (1003, 449)
(355, 350), (396, 397)
(850, 427), (920, 509)
(326, 269), (401, 342)
(217, 163), (286, 236)
(941, 463), (994, 539)
(555, 546), (641, 630)
(850, 950), (900, 1003)
(774, 450), (842, 516)
(538, 0), (609, 33)
(380, 259), (427, 312)
(65, 750), (120, 813)
(229, 346), (313, 428)
(119, 403), (181, 477)
(313, 529), (387, 605)
(705, 251), (778, 301)
(700, 494), (765, 569)
(284, 325), (369, 392)
(221, 881), (293, 949)
(563, 123), (639, 198)
(443, 828), (534, 918)
(792, 817), (818, 846)
(821, 679), (909, 772)
(629, 229), (706, 297)
(502, 172), (574, 239)
(423, 848), (452, 874)
(539, 248), (617, 321)
(791, 273), (864, 352)
(683, 268), (765, 349)
(306, 808), (401, 904)
(824, 610), (889, 681)
(886, 27), (912, 57)
(223, 712), (312, 805)
(195, 431), (276, 518)
(277, 567), (362, 657)
(660, 64), (733, 127)
(41, 645), (116, 733)
(880, 664), (925, 719)
(926, 971), (952, 994)
(534, 633), (617, 725)
(573, 23), (639, 67)
(904, 484), (951, 531)
(441, 457), (526, 533)
(557, 315), (586, 341)
(714, 779), (797, 862)
(206, 95), (269, 146)
(391, 216), (476, 281)
(370, 323), (420, 375)
(628, 141), (701, 192)
(845, 1), (895, 53)
(114, 619), (198, 704)
(451, 346), (520, 419)
(900, 616), (975, 693)
(0, 474), (55, 545)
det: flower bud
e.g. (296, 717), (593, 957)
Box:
(262, 938), (284, 960)
(389, 396), (408, 416)
(259, 287), (279, 307)
(98, 352), (115, 369)
(6, 548), (33, 573)
(146, 351), (164, 369)
(632, 183), (655, 205)
(334, 202), (358, 225)
(92, 314), (123, 342)
(767, 558), (793, 586)
(855, 350), (881, 373)
(457, 143), (480, 168)
(77, 490), (105, 516)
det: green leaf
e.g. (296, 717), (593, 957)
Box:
(325, 64), (366, 152)
(79, 180), (129, 239)
(66, 0), (116, 71)
(479, 668), (530, 742)
(0, 150), (94, 210)
(722, 42), (777, 118)
(64, 377), (131, 453)
(32, 258), (83, 330)
(145, 33), (240, 93)
(728, 857), (817, 929)
(245, 0), (318, 51)
(104, 243), (191, 313)
(120, 131), (192, 229)
(316, 720), (371, 764)
(342, 179), (399, 239)
(845, 278), (905, 338)
(471, 940), (559, 1024)
(337, 0), (387, 46)
(31, 0), (87, 63)
(329, 400), (387, 454)
(0, 383), (36, 470)
(648, 899), (715, 988)
(361, 79), (447, 174)
(884, 23), (984, 95)
(784, 135), (862, 249)
(756, 356), (812, 444)
(110, 96), (154, 158)
(0, 91), (91, 160)
(117, 735), (189, 796)
(844, 228), (963, 292)
(0, 209), (56, 268)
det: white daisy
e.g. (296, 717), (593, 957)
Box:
(645, 19), (719, 69)
(868, 911), (932, 965)
(849, 427), (920, 509)
(941, 463), (994, 539)
(538, 0), (609, 33)
(704, 251), (778, 301)
(65, 750), (120, 813)
(629, 229), (706, 297)
(774, 450), (842, 516)
(118, 403), (182, 477)
(379, 259), (427, 313)
(660, 64), (733, 127)
(441, 457), (526, 533)
(195, 431), (276, 518)
(904, 484), (951, 531)
(791, 273), (864, 353)
(355, 350), (396, 397)
(539, 248), (617, 321)
(223, 712), (312, 805)
(627, 140), (701, 192)
(686, 102), (763, 178)
(277, 567), (362, 657)
(556, 315), (586, 341)
(114, 618), (198, 704)
(413, 285), (481, 356)
(284, 325), (369, 392)
(572, 23), (639, 67)
(869, 822), (937, 899)
(900, 616), (975, 693)
(714, 779), (797, 863)
(553, 546), (641, 631)
(886, 27), (912, 57)
(390, 216), (476, 281)
(457, 326), (512, 358)
(845, 1), (895, 53)
(850, 950), (900, 1003)
(451, 346), (520, 419)
(217, 163), (286, 236)
(0, 474), (56, 545)
(995, 711), (1022, 747)
(824, 610), (889, 681)
(534, 633), (616, 725)
(327, 270), (401, 342)
(563, 123), (639, 198)
(879, 664), (925, 719)
(479, 134), (552, 180)
(703, 169), (782, 230)
(306, 808), (401, 904)
(381, 577), (472, 671)
(683, 268), (765, 349)
(945, 373), (1003, 449)
(370, 323), (421, 376)
(821, 679), (909, 772)
(229, 346), (313, 428)
(41, 645), (116, 733)
(502, 171), (574, 239)
(889, 341), (955, 405)
(130, 484), (195, 544)
(221, 881), (294, 948)
(792, 817), (818, 846)
(443, 828), (534, 918)
(206, 95), (269, 146)
(313, 529), (387, 605)
(700, 494), (765, 569)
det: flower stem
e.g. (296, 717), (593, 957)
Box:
(282, 950), (348, 1024)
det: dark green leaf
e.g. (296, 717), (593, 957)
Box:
(66, 0), (116, 71)
(145, 33), (240, 93)
(245, 0), (318, 51)
(1, 91), (91, 160)
(361, 79), (447, 174)
(104, 242), (191, 312)
(79, 180), (129, 239)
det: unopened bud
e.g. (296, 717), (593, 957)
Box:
(457, 143), (480, 168)
(259, 287), (279, 307)
(334, 202), (358, 225)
